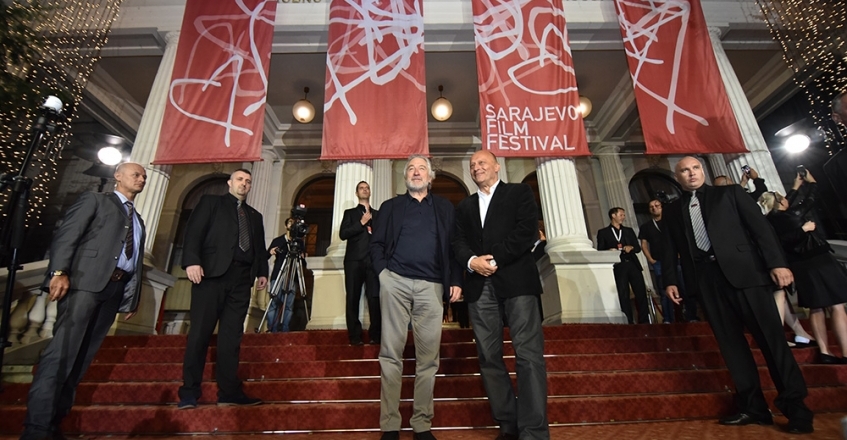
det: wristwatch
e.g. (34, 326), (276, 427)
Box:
(50, 270), (66, 277)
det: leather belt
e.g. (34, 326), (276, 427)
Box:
(110, 268), (131, 282)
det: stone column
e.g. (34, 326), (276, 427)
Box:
(246, 148), (278, 242)
(536, 158), (593, 252)
(497, 156), (509, 183)
(325, 161), (374, 257)
(594, 144), (637, 229)
(534, 157), (626, 325)
(708, 27), (786, 194)
(371, 159), (392, 209)
(129, 31), (180, 265)
(707, 154), (731, 182)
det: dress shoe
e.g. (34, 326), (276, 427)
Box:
(786, 419), (814, 434)
(350, 340), (364, 346)
(369, 338), (381, 344)
(494, 433), (519, 440)
(413, 431), (437, 440)
(177, 396), (198, 409)
(818, 353), (845, 364)
(718, 412), (773, 426)
(217, 395), (262, 406)
(380, 431), (399, 440)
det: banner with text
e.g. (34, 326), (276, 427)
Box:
(320, 0), (429, 160)
(614, 0), (746, 154)
(154, 0), (276, 164)
(472, 0), (589, 157)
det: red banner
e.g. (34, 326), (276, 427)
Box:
(154, 0), (276, 165)
(320, 0), (429, 160)
(472, 0), (589, 157)
(614, 0), (746, 154)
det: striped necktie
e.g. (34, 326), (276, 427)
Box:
(688, 192), (711, 251)
(124, 201), (134, 259)
(237, 201), (250, 252)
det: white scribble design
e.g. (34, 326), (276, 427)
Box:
(616, 0), (708, 134)
(474, 0), (578, 104)
(324, 0), (425, 125)
(169, 0), (275, 147)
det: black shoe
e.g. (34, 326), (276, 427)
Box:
(177, 396), (198, 409)
(818, 353), (844, 364)
(786, 419), (814, 434)
(350, 340), (364, 346)
(413, 431), (437, 440)
(369, 339), (380, 344)
(380, 431), (400, 440)
(217, 395), (262, 406)
(718, 413), (773, 426)
(494, 434), (519, 440)
(792, 336), (815, 348)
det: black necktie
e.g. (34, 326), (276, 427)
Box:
(124, 201), (134, 259)
(237, 201), (250, 251)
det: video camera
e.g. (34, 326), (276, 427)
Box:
(289, 204), (309, 241)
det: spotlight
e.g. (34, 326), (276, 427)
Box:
(784, 134), (810, 153)
(97, 146), (123, 165)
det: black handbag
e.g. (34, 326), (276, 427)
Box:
(795, 231), (831, 255)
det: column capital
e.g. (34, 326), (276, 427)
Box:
(591, 143), (622, 155)
(164, 31), (181, 47)
(707, 26), (724, 39)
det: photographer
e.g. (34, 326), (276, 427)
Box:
(266, 217), (306, 332)
(759, 169), (847, 364)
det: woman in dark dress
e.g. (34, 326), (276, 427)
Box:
(759, 171), (847, 364)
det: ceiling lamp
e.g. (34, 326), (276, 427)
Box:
(292, 87), (315, 123)
(97, 146), (123, 165)
(431, 85), (453, 121)
(784, 133), (811, 153)
(578, 95), (592, 118)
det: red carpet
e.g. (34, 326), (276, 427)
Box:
(1, 323), (845, 435)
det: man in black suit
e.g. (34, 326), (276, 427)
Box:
(370, 155), (462, 440)
(596, 207), (649, 324)
(662, 156), (813, 434)
(339, 181), (380, 345)
(21, 163), (147, 440)
(266, 217), (305, 332)
(177, 168), (269, 409)
(453, 150), (549, 440)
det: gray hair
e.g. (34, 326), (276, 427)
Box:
(405, 154), (435, 179)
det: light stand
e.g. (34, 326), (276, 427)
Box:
(0, 95), (64, 386)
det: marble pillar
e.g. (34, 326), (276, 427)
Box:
(129, 31), (180, 265)
(708, 27), (786, 194)
(594, 144), (637, 229)
(534, 157), (626, 324)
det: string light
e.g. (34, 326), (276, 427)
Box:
(0, 0), (122, 229)
(755, 0), (847, 154)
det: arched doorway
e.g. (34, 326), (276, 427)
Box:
(628, 170), (681, 228)
(294, 175), (335, 256)
(431, 172), (469, 206)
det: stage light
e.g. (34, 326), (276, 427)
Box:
(784, 134), (810, 153)
(97, 146), (123, 165)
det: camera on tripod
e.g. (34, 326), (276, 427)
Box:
(289, 204), (309, 242)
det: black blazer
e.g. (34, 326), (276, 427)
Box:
(596, 225), (642, 268)
(339, 204), (378, 262)
(46, 192), (146, 313)
(453, 182), (542, 303)
(370, 192), (462, 293)
(661, 184), (786, 290)
(182, 193), (269, 281)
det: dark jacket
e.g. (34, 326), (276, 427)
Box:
(45, 192), (146, 313)
(182, 193), (269, 281)
(596, 224), (642, 268)
(453, 182), (542, 303)
(370, 192), (462, 293)
(661, 184), (786, 290)
(340, 204), (378, 262)
(766, 183), (829, 262)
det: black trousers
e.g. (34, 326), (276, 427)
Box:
(22, 279), (126, 440)
(695, 260), (812, 423)
(344, 258), (380, 343)
(179, 263), (252, 401)
(613, 261), (649, 324)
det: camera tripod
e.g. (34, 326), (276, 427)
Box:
(256, 244), (309, 332)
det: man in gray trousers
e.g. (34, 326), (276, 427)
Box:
(21, 162), (147, 440)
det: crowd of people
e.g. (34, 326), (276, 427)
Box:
(21, 93), (847, 439)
